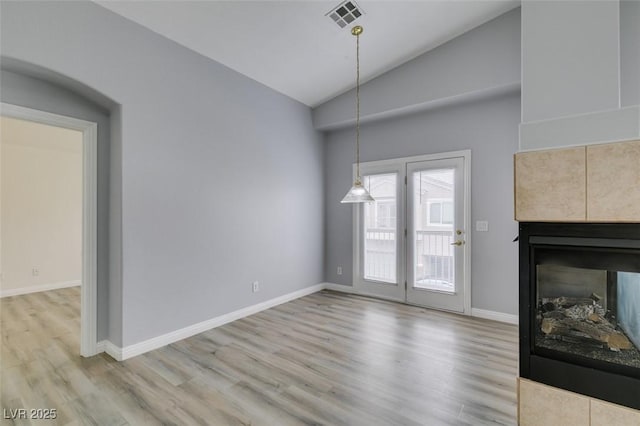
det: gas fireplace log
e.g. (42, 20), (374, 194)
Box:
(562, 318), (612, 343)
(564, 318), (632, 350)
(541, 318), (562, 335)
(542, 296), (597, 308)
(540, 297), (606, 320)
(588, 313), (602, 323)
(540, 318), (633, 350)
(608, 333), (634, 351)
(541, 319), (605, 345)
(541, 318), (587, 337)
(542, 310), (566, 320)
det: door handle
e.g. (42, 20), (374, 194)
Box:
(450, 240), (465, 246)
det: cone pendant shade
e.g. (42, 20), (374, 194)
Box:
(341, 180), (374, 203)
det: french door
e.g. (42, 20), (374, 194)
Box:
(353, 162), (406, 301)
(353, 151), (470, 313)
(406, 157), (467, 312)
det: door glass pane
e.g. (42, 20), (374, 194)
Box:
(429, 203), (442, 224)
(363, 173), (397, 283)
(442, 202), (454, 224)
(413, 169), (455, 293)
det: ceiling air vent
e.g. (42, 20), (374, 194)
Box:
(326, 1), (364, 29)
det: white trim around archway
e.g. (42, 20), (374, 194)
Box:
(1, 102), (99, 357)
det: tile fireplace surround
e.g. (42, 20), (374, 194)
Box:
(514, 139), (640, 425)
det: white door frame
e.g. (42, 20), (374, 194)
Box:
(1, 102), (98, 356)
(352, 150), (471, 315)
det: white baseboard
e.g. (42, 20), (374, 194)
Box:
(97, 340), (123, 361)
(95, 283), (517, 361)
(95, 340), (123, 361)
(471, 308), (519, 325)
(106, 283), (326, 361)
(326, 282), (519, 325)
(324, 282), (358, 293)
(0, 280), (81, 298)
(324, 282), (407, 303)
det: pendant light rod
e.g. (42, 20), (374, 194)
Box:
(354, 25), (362, 184)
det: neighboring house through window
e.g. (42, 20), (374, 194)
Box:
(427, 199), (453, 226)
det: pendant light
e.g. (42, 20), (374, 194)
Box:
(341, 25), (374, 203)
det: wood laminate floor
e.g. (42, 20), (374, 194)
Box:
(1, 288), (518, 425)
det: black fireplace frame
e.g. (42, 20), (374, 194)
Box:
(519, 222), (640, 410)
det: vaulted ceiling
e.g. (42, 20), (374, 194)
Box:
(97, 1), (520, 107)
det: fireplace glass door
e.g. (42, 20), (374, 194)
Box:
(534, 243), (640, 377)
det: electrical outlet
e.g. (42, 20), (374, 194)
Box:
(252, 281), (260, 293)
(337, 266), (343, 275)
(32, 268), (40, 276)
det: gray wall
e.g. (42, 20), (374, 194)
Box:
(621, 0), (640, 107)
(0, 69), (113, 341)
(521, 1), (620, 123)
(519, 0), (640, 151)
(324, 93), (521, 315)
(1, 1), (324, 346)
(313, 8), (521, 131)
(319, 8), (522, 316)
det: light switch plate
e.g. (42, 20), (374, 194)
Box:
(476, 221), (489, 232)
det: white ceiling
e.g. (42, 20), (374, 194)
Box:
(96, 0), (520, 107)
